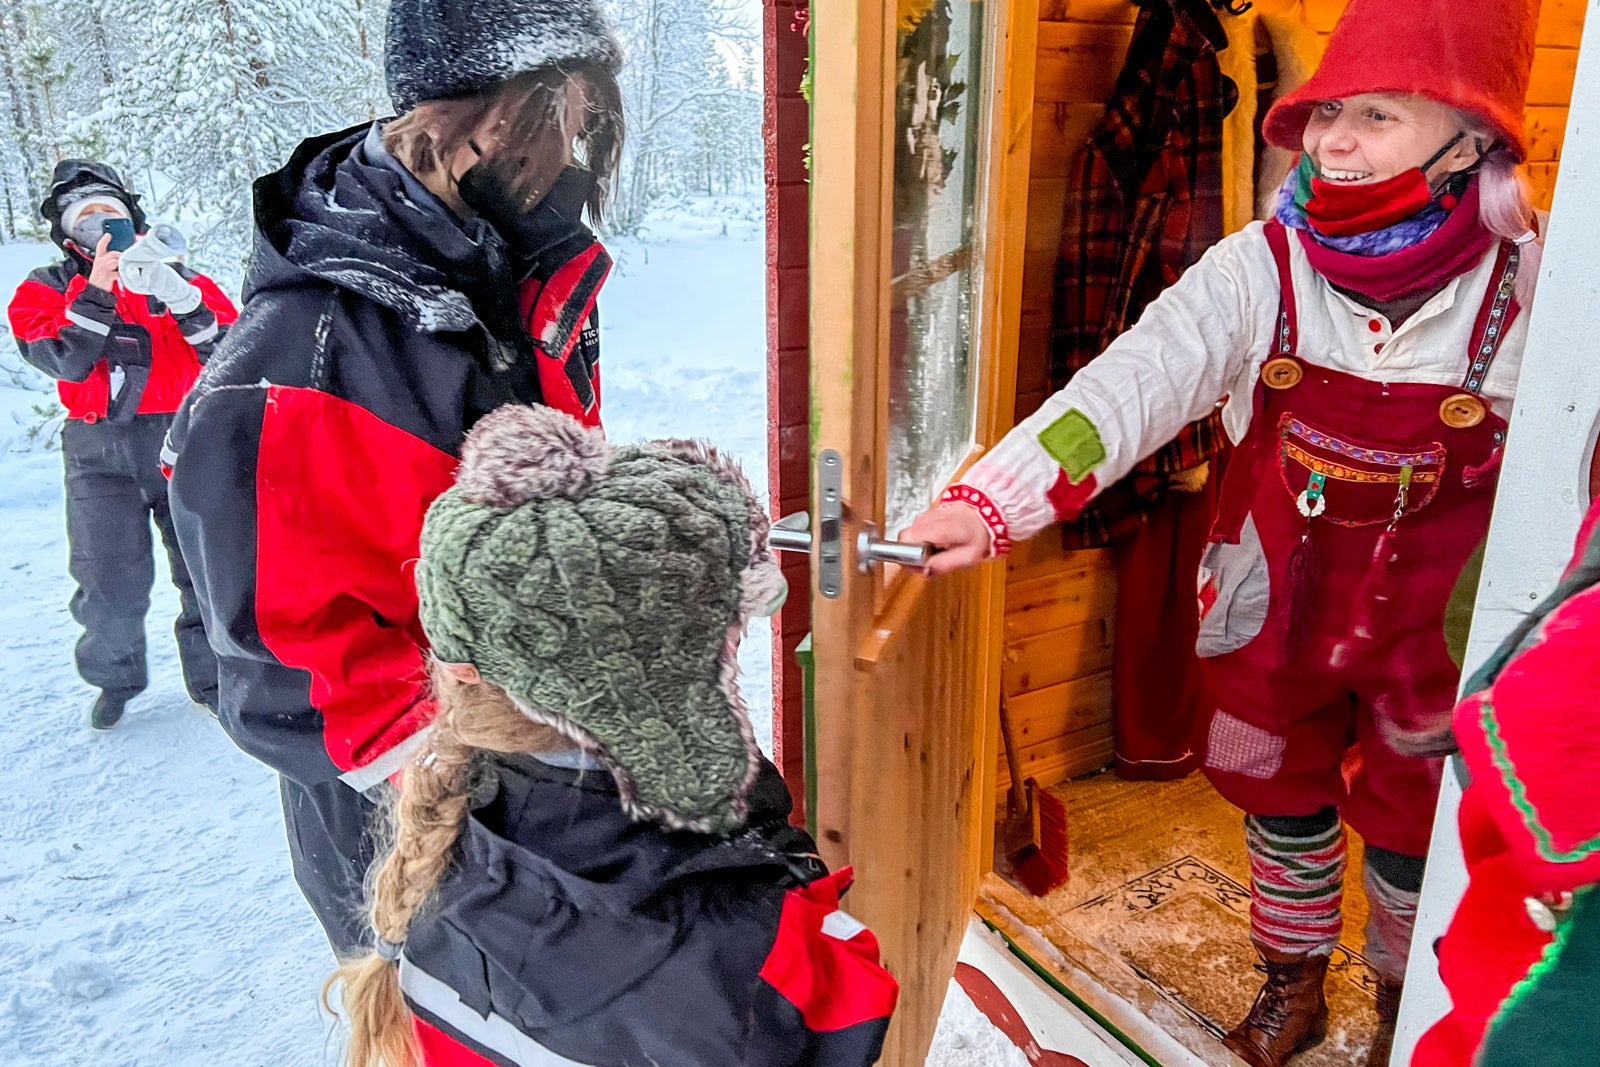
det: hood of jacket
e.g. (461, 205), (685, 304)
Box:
(247, 123), (528, 348)
(406, 753), (812, 1030)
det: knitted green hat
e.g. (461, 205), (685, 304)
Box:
(416, 405), (786, 835)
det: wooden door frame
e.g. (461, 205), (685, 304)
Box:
(798, 0), (1043, 1060)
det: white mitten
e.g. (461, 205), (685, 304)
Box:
(120, 235), (203, 314)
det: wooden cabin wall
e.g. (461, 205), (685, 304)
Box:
(997, 0), (1586, 801)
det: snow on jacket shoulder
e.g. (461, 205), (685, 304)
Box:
(165, 123), (600, 789)
(8, 255), (236, 420)
(958, 222), (1529, 545)
(398, 755), (898, 1067)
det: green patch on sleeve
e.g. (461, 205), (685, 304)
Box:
(1037, 408), (1107, 484)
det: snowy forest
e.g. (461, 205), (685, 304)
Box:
(0, 0), (764, 288)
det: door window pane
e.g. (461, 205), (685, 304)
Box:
(884, 0), (986, 536)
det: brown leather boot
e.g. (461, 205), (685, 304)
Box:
(1222, 949), (1331, 1067)
(1364, 979), (1403, 1067)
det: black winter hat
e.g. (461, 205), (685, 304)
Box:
(385, 0), (623, 114)
(38, 159), (147, 251)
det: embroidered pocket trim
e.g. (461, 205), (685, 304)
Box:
(1280, 441), (1442, 486)
(1280, 417), (1445, 468)
(1276, 414), (1447, 528)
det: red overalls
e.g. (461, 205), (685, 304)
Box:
(1196, 221), (1519, 858)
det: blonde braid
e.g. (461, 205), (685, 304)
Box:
(324, 664), (574, 1067)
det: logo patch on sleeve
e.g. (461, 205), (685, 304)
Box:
(1037, 408), (1106, 484)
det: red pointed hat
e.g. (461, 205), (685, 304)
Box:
(1264, 0), (1541, 161)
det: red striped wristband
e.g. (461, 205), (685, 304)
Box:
(940, 485), (1012, 556)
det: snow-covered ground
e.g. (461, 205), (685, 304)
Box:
(0, 202), (1024, 1066)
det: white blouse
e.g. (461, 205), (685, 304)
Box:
(961, 220), (1530, 544)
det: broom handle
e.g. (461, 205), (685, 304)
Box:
(997, 696), (1027, 814)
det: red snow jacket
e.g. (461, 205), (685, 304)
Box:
(165, 123), (607, 790)
(8, 254), (236, 420)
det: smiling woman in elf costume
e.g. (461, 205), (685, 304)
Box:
(906, 0), (1544, 1064)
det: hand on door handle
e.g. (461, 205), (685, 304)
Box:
(901, 502), (993, 576)
(856, 524), (934, 573)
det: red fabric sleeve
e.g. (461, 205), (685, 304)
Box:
(191, 273), (240, 325)
(7, 275), (111, 386)
(758, 867), (900, 1033)
(1455, 521), (1600, 890)
(253, 385), (459, 778)
(8, 277), (68, 344)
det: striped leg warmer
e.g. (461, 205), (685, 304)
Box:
(1245, 811), (1347, 958)
(1362, 854), (1423, 983)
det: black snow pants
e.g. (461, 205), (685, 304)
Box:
(281, 775), (381, 958)
(61, 414), (217, 707)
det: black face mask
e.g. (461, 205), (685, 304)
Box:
(458, 153), (599, 281)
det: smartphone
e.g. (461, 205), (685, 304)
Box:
(102, 217), (136, 253)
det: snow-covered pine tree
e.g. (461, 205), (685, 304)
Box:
(606, 0), (762, 232)
(0, 0), (129, 241)
(96, 0), (382, 283)
(102, 0), (292, 279)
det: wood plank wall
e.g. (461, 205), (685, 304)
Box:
(997, 0), (1586, 800)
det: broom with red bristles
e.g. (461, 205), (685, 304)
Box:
(998, 696), (1069, 896)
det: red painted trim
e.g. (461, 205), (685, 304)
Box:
(765, 0), (812, 825)
(954, 962), (1093, 1067)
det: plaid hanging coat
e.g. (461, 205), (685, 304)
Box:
(1051, 0), (1238, 545)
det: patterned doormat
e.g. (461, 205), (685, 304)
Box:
(1070, 856), (1381, 1063)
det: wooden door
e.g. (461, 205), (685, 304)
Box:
(805, 0), (1038, 1062)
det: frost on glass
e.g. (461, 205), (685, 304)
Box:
(883, 0), (984, 537)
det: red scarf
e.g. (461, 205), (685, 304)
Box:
(1296, 181), (1496, 303)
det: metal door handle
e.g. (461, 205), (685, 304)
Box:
(769, 511), (812, 554)
(856, 522), (933, 573)
(764, 452), (932, 595)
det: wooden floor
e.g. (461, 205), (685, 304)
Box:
(985, 770), (1382, 1066)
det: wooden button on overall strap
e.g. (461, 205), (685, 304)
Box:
(1442, 240), (1522, 430)
(1262, 221), (1303, 390)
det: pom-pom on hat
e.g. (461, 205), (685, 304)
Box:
(1263, 0), (1541, 161)
(385, 0), (623, 114)
(416, 406), (786, 835)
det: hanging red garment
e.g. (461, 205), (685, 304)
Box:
(1050, 0), (1236, 778)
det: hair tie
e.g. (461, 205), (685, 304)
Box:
(375, 936), (404, 961)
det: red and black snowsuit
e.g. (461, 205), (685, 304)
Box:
(8, 237), (236, 708)
(163, 123), (607, 954)
(398, 754), (897, 1067)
